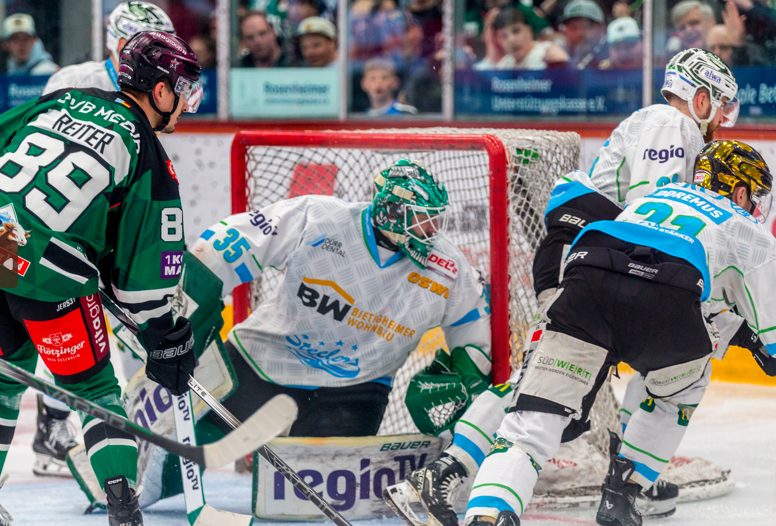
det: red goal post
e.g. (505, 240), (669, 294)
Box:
(230, 130), (512, 384)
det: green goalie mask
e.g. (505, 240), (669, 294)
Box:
(371, 159), (449, 268)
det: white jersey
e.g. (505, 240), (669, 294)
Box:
(584, 182), (776, 355)
(192, 196), (492, 388)
(42, 60), (118, 96)
(589, 104), (705, 207)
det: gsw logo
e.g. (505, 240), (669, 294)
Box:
(42, 333), (73, 347)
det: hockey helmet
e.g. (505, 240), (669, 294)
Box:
(107, 2), (175, 64)
(694, 140), (773, 223)
(661, 48), (739, 133)
(118, 31), (203, 129)
(371, 159), (449, 269)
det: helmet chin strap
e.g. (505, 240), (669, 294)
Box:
(688, 97), (717, 135)
(147, 91), (180, 132)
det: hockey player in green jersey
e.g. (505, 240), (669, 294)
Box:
(0, 31), (201, 526)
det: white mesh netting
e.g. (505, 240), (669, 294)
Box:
(236, 128), (621, 461)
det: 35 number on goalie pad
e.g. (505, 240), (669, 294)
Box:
(512, 330), (608, 416)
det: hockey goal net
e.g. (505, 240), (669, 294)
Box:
(230, 128), (620, 457)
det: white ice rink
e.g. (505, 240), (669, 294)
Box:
(2, 374), (774, 525)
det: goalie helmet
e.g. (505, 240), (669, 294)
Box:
(661, 48), (739, 133)
(371, 159), (449, 269)
(107, 2), (175, 64)
(694, 140), (773, 223)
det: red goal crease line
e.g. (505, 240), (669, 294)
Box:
(229, 130), (511, 384)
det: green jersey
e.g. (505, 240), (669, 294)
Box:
(0, 88), (183, 350)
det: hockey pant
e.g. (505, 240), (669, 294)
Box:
(0, 291), (137, 489)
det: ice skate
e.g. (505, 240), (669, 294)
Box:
(466, 510), (520, 526)
(384, 455), (467, 526)
(105, 476), (143, 526)
(596, 454), (643, 526)
(636, 478), (678, 518)
(32, 394), (78, 478)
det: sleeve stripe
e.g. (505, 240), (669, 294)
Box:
(130, 302), (172, 325)
(111, 283), (177, 304)
(451, 308), (481, 327)
(466, 345), (492, 375)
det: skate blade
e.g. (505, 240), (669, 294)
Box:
(637, 496), (677, 519)
(0, 503), (11, 526)
(383, 482), (445, 526)
(32, 454), (73, 478)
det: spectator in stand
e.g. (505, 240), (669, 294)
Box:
(361, 57), (418, 116)
(298, 16), (339, 67)
(191, 35), (216, 69)
(289, 0), (329, 27)
(669, 0), (716, 52)
(706, 22), (768, 66)
(716, 0), (774, 65)
(2, 14), (58, 75)
(557, 0), (608, 69)
(349, 0), (407, 71)
(473, 7), (505, 69)
(408, 0), (443, 59)
(599, 16), (643, 68)
(495, 7), (568, 69)
(239, 10), (290, 67)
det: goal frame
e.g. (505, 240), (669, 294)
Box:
(230, 130), (511, 384)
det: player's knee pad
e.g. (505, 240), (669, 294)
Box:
(511, 329), (609, 419)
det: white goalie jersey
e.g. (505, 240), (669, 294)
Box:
(192, 195), (492, 388)
(589, 104), (705, 207)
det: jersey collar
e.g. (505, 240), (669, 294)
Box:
(361, 206), (404, 268)
(104, 59), (119, 91)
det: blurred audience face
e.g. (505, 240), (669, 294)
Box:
(361, 66), (399, 108)
(5, 32), (35, 63)
(289, 0), (321, 27)
(497, 21), (534, 60)
(706, 25), (734, 65)
(241, 13), (280, 65)
(190, 36), (215, 70)
(300, 34), (337, 66)
(673, 5), (714, 50)
(563, 18), (603, 52)
(609, 39), (642, 67)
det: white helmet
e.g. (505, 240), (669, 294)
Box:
(661, 48), (739, 133)
(106, 2), (176, 63)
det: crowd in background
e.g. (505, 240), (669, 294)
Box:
(235, 0), (776, 113)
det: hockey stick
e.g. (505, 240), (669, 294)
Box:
(100, 290), (355, 526)
(0, 357), (295, 468)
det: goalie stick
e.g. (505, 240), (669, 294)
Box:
(100, 290), (356, 526)
(0, 356), (295, 469)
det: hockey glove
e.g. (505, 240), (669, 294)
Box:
(730, 321), (776, 377)
(146, 317), (196, 395)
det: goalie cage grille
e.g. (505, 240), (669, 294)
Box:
(230, 128), (622, 461)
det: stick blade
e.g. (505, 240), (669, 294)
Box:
(193, 504), (254, 526)
(203, 394), (296, 468)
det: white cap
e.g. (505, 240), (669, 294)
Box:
(3, 14), (35, 38)
(607, 17), (641, 44)
(297, 17), (336, 40)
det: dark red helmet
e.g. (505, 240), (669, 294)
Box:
(118, 31), (203, 128)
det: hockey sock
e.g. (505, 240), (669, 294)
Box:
(0, 341), (38, 473)
(619, 373), (647, 433)
(67, 363), (138, 488)
(448, 384), (514, 476)
(465, 444), (538, 519)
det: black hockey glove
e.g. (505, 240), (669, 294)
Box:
(730, 321), (776, 377)
(146, 317), (196, 395)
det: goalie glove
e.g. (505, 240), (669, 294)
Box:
(405, 369), (469, 436)
(730, 321), (776, 377)
(146, 317), (196, 395)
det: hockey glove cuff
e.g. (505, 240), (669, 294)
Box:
(730, 321), (776, 377)
(146, 317), (196, 395)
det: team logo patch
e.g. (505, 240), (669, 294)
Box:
(42, 332), (73, 347)
(427, 252), (457, 281)
(166, 159), (178, 183)
(25, 310), (96, 376)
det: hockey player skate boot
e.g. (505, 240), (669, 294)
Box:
(596, 455), (642, 526)
(466, 510), (520, 526)
(32, 394), (78, 477)
(105, 476), (143, 526)
(383, 454), (468, 526)
(636, 478), (678, 519)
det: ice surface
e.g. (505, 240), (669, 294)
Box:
(2, 375), (775, 525)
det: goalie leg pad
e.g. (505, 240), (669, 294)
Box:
(619, 365), (711, 489)
(620, 373), (647, 432)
